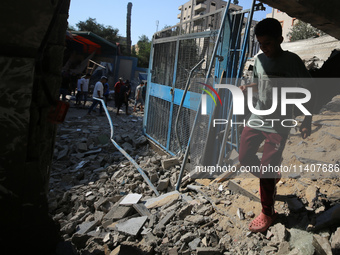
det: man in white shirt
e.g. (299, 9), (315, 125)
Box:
(76, 73), (91, 107)
(87, 76), (107, 115)
(81, 73), (91, 107)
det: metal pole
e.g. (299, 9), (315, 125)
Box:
(175, 58), (205, 155)
(94, 97), (159, 196)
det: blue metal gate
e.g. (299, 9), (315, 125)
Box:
(144, 1), (259, 175)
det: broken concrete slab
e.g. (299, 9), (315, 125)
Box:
(76, 220), (99, 235)
(115, 216), (148, 236)
(133, 203), (152, 217)
(313, 234), (332, 255)
(119, 193), (143, 206)
(143, 191), (180, 209)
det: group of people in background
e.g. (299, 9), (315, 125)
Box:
(60, 71), (147, 116)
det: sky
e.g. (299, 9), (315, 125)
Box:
(68, 0), (271, 45)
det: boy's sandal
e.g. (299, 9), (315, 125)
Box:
(249, 212), (277, 233)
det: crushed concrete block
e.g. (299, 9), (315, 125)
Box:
(157, 178), (169, 191)
(305, 186), (318, 207)
(161, 157), (179, 170)
(180, 232), (196, 243)
(189, 238), (201, 250)
(155, 210), (176, 230)
(178, 204), (193, 220)
(168, 247), (178, 255)
(115, 216), (148, 236)
(262, 246), (277, 253)
(144, 232), (158, 247)
(144, 191), (180, 209)
(277, 241), (290, 255)
(94, 211), (104, 222)
(270, 223), (288, 243)
(331, 227), (340, 250)
(313, 234), (332, 255)
(149, 172), (159, 183)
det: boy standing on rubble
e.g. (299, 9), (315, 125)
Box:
(238, 18), (313, 233)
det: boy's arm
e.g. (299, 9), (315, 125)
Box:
(300, 115), (312, 139)
(239, 82), (258, 93)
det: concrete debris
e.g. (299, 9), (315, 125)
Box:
(119, 193), (142, 205)
(331, 227), (340, 250)
(50, 102), (340, 254)
(313, 234), (332, 255)
(115, 216), (148, 236)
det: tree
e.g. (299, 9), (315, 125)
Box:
(287, 20), (325, 42)
(136, 35), (151, 68)
(126, 2), (133, 56)
(76, 18), (120, 44)
(233, 0), (239, 5)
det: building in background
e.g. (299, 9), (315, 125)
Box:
(266, 8), (297, 42)
(177, 0), (242, 24)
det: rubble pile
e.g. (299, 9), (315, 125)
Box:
(49, 101), (340, 255)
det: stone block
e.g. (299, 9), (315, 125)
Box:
(157, 178), (169, 191)
(115, 216), (148, 236)
(161, 157), (179, 170)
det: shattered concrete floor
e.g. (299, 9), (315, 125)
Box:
(50, 96), (340, 255)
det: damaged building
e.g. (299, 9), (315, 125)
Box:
(2, 0), (340, 254)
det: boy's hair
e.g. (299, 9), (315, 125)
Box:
(255, 18), (282, 38)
